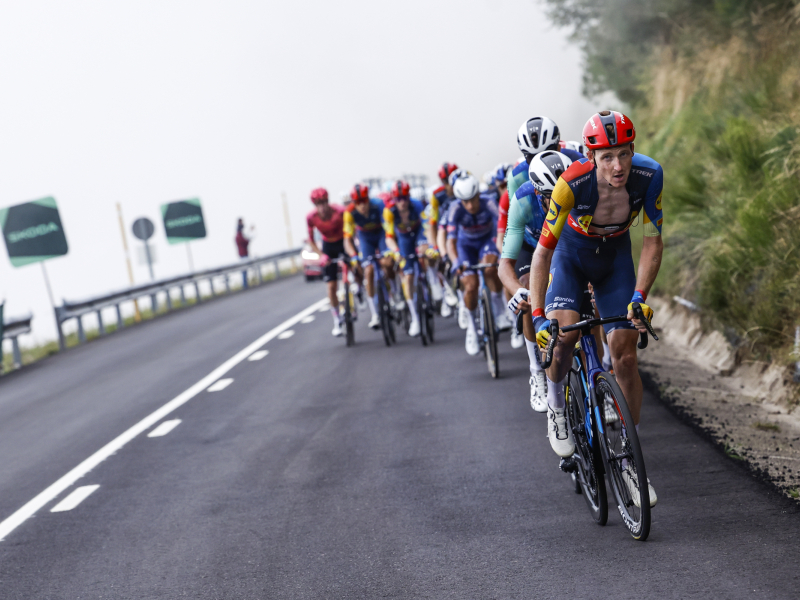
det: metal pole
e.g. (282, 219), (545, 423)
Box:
(144, 241), (155, 281)
(186, 242), (194, 272)
(282, 192), (293, 249)
(117, 203), (141, 322)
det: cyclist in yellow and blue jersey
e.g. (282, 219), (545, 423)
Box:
(343, 183), (394, 331)
(383, 180), (427, 337)
(530, 111), (663, 507)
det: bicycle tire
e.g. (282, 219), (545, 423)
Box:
(480, 286), (499, 378)
(595, 372), (651, 541)
(417, 280), (428, 347)
(343, 283), (355, 347)
(377, 284), (392, 347)
(567, 368), (608, 525)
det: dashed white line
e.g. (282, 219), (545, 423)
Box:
(0, 296), (328, 542)
(277, 330), (295, 339)
(147, 419), (182, 438)
(207, 378), (233, 392)
(317, 304), (330, 313)
(301, 315), (315, 323)
(248, 350), (269, 361)
(50, 485), (100, 513)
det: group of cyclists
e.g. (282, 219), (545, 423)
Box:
(306, 109), (664, 518)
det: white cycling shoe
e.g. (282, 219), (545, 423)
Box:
(440, 302), (453, 318)
(368, 314), (381, 330)
(458, 303), (469, 330)
(510, 329), (525, 349)
(622, 468), (658, 508)
(495, 310), (513, 332)
(547, 406), (575, 457)
(465, 328), (480, 356)
(331, 322), (343, 337)
(443, 284), (459, 307)
(530, 373), (548, 412)
(408, 320), (421, 337)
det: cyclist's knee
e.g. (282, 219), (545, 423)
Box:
(612, 349), (638, 375)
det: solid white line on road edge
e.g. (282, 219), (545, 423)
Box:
(248, 350), (269, 361)
(207, 378), (233, 392)
(0, 297), (329, 542)
(301, 315), (315, 323)
(277, 330), (295, 339)
(147, 419), (182, 438)
(317, 303), (330, 313)
(50, 485), (100, 513)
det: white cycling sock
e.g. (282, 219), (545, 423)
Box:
(467, 308), (480, 333)
(525, 339), (543, 377)
(602, 341), (612, 369)
(330, 307), (340, 326)
(368, 295), (378, 319)
(546, 376), (566, 410)
(407, 295), (419, 324)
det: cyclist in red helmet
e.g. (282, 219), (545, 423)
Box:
(529, 110), (663, 507)
(306, 187), (349, 337)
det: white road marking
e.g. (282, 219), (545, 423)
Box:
(147, 419), (182, 438)
(277, 330), (295, 339)
(50, 485), (100, 513)
(248, 350), (269, 361)
(317, 304), (330, 313)
(0, 296), (328, 542)
(301, 315), (315, 323)
(207, 378), (233, 392)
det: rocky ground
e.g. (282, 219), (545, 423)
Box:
(641, 298), (800, 500)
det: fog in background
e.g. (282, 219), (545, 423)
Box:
(0, 0), (612, 345)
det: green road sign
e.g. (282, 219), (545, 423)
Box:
(0, 197), (69, 267)
(161, 199), (206, 245)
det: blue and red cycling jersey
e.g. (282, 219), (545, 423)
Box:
(446, 198), (498, 242)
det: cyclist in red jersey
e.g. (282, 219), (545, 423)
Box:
(306, 187), (348, 337)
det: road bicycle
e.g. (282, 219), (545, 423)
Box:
(403, 253), (435, 346)
(539, 303), (658, 540)
(364, 253), (396, 347)
(466, 263), (499, 378)
(335, 255), (357, 347)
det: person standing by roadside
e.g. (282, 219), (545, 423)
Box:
(236, 218), (253, 289)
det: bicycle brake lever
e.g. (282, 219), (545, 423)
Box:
(541, 319), (559, 369)
(632, 304), (659, 348)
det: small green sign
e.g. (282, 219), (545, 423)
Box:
(161, 199), (206, 244)
(0, 197), (69, 267)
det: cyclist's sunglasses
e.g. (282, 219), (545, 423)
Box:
(313, 198), (329, 206)
(354, 196), (369, 205)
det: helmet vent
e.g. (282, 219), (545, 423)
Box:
(605, 123), (616, 144)
(541, 131), (548, 146)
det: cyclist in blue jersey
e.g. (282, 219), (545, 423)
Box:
(383, 180), (427, 337)
(428, 163), (461, 317)
(344, 183), (392, 330)
(446, 171), (508, 355)
(531, 111), (663, 507)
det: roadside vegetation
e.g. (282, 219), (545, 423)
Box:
(546, 0), (800, 368)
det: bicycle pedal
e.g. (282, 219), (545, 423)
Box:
(559, 456), (578, 474)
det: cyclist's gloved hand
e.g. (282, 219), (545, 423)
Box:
(450, 261), (465, 277)
(627, 290), (654, 324)
(318, 254), (330, 267)
(532, 310), (551, 349)
(424, 247), (440, 260)
(349, 256), (359, 269)
(507, 288), (530, 314)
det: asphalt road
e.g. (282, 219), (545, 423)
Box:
(0, 274), (798, 599)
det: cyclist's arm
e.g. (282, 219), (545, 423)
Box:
(531, 244), (554, 312)
(343, 211), (357, 256)
(635, 170), (664, 298)
(306, 216), (323, 257)
(382, 207), (400, 254)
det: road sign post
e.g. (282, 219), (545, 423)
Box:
(0, 197), (69, 348)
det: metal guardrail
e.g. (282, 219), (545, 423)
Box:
(54, 248), (302, 350)
(3, 313), (33, 372)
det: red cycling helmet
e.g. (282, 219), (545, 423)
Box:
(438, 162), (459, 181)
(582, 111), (636, 150)
(391, 180), (411, 199)
(310, 187), (329, 204)
(379, 191), (394, 209)
(350, 184), (370, 203)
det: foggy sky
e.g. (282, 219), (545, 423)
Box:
(0, 0), (614, 345)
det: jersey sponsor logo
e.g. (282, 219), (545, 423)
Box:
(547, 272), (553, 291)
(577, 214), (592, 231)
(631, 169), (653, 178)
(553, 296), (574, 303)
(576, 204), (590, 210)
(655, 193), (662, 211)
(569, 173), (591, 188)
(546, 203), (561, 226)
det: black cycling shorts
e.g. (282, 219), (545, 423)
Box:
(514, 241), (535, 279)
(322, 239), (345, 282)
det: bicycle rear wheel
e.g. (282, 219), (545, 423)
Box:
(595, 372), (650, 541)
(480, 286), (499, 378)
(567, 367), (608, 525)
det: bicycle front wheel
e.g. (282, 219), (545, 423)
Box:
(343, 285), (355, 347)
(377, 284), (392, 347)
(417, 280), (428, 347)
(567, 368), (607, 525)
(480, 286), (499, 378)
(595, 372), (650, 541)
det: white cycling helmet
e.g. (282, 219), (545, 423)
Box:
(447, 167), (468, 187)
(528, 151), (573, 196)
(565, 140), (586, 156)
(517, 116), (561, 157)
(452, 170), (480, 200)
